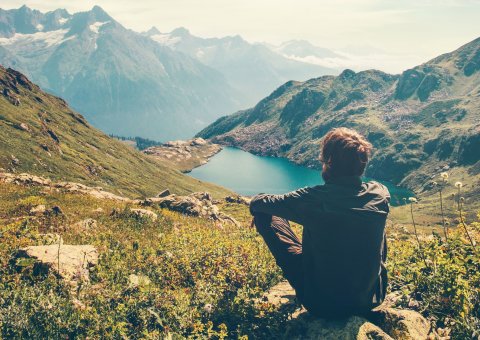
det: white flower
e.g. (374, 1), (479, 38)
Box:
(440, 172), (449, 179)
(408, 197), (417, 203)
(203, 303), (214, 313)
(454, 181), (463, 188)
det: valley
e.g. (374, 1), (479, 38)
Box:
(0, 3), (479, 338)
(198, 37), (480, 215)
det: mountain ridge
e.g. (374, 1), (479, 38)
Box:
(197, 36), (480, 207)
(0, 65), (230, 198)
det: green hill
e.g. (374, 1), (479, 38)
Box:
(0, 66), (230, 198)
(197, 37), (480, 212)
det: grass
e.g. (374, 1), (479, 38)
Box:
(1, 179), (479, 338)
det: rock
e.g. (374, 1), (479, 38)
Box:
(130, 208), (158, 221)
(225, 195), (251, 205)
(29, 204), (46, 215)
(11, 155), (19, 165)
(16, 244), (98, 286)
(191, 191), (212, 201)
(190, 138), (208, 146)
(128, 274), (151, 289)
(157, 189), (171, 197)
(50, 206), (63, 215)
(142, 192), (239, 226)
(262, 281), (435, 340)
(0, 172), (131, 202)
(18, 123), (30, 132)
(73, 218), (98, 231)
(372, 307), (432, 340)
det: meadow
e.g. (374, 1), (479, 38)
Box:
(0, 178), (479, 339)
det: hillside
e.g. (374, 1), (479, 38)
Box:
(0, 65), (230, 198)
(0, 5), (242, 140)
(198, 37), (480, 210)
(144, 27), (337, 107)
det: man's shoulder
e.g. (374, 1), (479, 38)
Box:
(363, 180), (391, 203)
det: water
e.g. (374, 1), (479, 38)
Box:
(189, 147), (412, 206)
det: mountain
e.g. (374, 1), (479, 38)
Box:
(0, 65), (230, 198)
(197, 37), (480, 204)
(144, 27), (337, 107)
(272, 39), (343, 59)
(0, 6), (242, 140)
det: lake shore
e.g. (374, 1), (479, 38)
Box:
(143, 138), (222, 173)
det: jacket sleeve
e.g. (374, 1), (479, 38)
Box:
(249, 188), (311, 225)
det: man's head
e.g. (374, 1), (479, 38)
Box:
(320, 127), (372, 181)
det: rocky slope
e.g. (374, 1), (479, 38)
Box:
(0, 5), (241, 140)
(143, 138), (222, 172)
(0, 65), (230, 198)
(198, 36), (480, 208)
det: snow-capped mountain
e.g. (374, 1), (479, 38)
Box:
(144, 27), (338, 107)
(0, 6), (241, 140)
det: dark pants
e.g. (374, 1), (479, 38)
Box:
(254, 213), (305, 301)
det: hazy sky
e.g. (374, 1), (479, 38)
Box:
(2, 0), (480, 72)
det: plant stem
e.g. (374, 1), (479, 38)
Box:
(457, 188), (476, 250)
(410, 203), (429, 268)
(439, 188), (448, 242)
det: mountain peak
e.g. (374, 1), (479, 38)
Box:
(89, 5), (112, 21)
(171, 27), (190, 37)
(146, 26), (161, 36)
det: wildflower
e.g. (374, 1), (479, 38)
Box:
(431, 181), (437, 186)
(460, 197), (465, 202)
(455, 181), (463, 188)
(408, 197), (417, 203)
(445, 221), (450, 226)
(440, 172), (449, 179)
(204, 303), (214, 313)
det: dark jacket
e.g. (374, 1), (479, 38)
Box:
(250, 176), (390, 317)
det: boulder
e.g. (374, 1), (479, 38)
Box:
(142, 192), (239, 226)
(225, 195), (251, 205)
(128, 274), (152, 289)
(73, 218), (98, 231)
(261, 281), (435, 340)
(157, 189), (171, 197)
(29, 204), (46, 215)
(16, 244), (98, 286)
(130, 208), (158, 222)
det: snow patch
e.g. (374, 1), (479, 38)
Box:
(36, 24), (44, 31)
(150, 33), (181, 47)
(89, 21), (110, 34)
(58, 17), (68, 25)
(0, 29), (74, 48)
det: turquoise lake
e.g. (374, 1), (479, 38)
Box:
(189, 147), (412, 206)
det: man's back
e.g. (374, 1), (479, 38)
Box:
(250, 177), (390, 317)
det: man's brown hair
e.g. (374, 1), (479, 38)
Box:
(320, 127), (373, 180)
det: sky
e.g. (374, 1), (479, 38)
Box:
(2, 0), (480, 73)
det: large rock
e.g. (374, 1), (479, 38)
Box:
(130, 208), (158, 222)
(0, 172), (131, 201)
(142, 192), (239, 226)
(16, 244), (98, 286)
(261, 281), (435, 340)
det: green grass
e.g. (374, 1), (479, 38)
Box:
(1, 181), (479, 338)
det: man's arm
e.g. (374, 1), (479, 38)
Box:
(249, 188), (311, 225)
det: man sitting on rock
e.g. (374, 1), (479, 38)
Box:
(250, 127), (389, 318)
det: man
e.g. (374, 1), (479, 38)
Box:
(250, 127), (390, 318)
